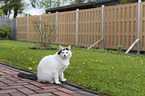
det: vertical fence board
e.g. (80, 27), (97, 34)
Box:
(17, 17), (27, 41)
(57, 11), (76, 45)
(28, 16), (40, 42)
(140, 2), (145, 51)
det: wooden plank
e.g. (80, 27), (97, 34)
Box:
(125, 39), (139, 54)
(87, 38), (103, 50)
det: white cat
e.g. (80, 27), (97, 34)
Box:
(37, 45), (72, 84)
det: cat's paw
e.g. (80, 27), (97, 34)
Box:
(55, 81), (61, 84)
(61, 78), (67, 82)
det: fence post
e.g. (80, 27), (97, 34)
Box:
(40, 15), (42, 43)
(56, 11), (58, 44)
(16, 17), (17, 40)
(27, 15), (29, 41)
(13, 18), (17, 40)
(102, 5), (105, 49)
(76, 9), (79, 46)
(137, 0), (141, 55)
(10, 19), (13, 39)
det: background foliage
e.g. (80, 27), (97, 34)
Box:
(0, 9), (4, 16)
(0, 0), (24, 18)
(0, 24), (11, 38)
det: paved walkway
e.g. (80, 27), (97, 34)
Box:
(0, 64), (99, 96)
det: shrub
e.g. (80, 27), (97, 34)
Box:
(32, 21), (56, 47)
(117, 44), (123, 53)
(0, 24), (11, 38)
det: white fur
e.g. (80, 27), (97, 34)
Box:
(37, 45), (72, 84)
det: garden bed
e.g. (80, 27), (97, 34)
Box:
(29, 45), (57, 50)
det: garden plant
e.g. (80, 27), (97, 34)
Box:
(0, 24), (11, 39)
(32, 20), (56, 49)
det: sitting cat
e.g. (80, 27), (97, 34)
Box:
(18, 45), (72, 84)
(37, 45), (72, 84)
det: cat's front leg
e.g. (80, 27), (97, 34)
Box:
(60, 72), (66, 82)
(53, 72), (61, 84)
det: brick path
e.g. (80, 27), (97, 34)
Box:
(0, 64), (99, 96)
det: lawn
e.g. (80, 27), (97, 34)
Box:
(0, 40), (145, 96)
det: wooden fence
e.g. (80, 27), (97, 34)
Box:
(104, 3), (138, 50)
(17, 1), (145, 51)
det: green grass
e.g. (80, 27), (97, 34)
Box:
(0, 40), (145, 96)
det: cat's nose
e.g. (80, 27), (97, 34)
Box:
(64, 55), (66, 57)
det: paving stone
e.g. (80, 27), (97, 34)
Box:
(3, 71), (19, 75)
(60, 83), (79, 91)
(52, 91), (71, 96)
(0, 75), (12, 78)
(0, 77), (6, 80)
(1, 70), (15, 74)
(6, 76), (20, 81)
(24, 84), (41, 90)
(29, 93), (55, 96)
(8, 82), (29, 86)
(0, 78), (7, 82)
(0, 85), (23, 90)
(17, 88), (36, 95)
(34, 89), (58, 93)
(0, 94), (10, 96)
(0, 72), (7, 75)
(15, 80), (30, 83)
(0, 82), (8, 87)
(41, 85), (60, 89)
(10, 92), (26, 96)
(1, 79), (15, 84)
(0, 89), (17, 94)
(71, 93), (87, 96)
(56, 87), (76, 94)
(29, 82), (49, 87)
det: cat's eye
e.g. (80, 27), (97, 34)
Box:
(66, 52), (68, 54)
(62, 52), (64, 54)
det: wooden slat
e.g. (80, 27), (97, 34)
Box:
(125, 39), (139, 54)
(87, 38), (103, 50)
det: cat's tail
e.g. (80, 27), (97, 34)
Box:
(18, 72), (37, 81)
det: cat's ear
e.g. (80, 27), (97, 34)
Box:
(68, 45), (71, 50)
(59, 45), (63, 50)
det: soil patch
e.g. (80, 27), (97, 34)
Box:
(29, 45), (57, 50)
